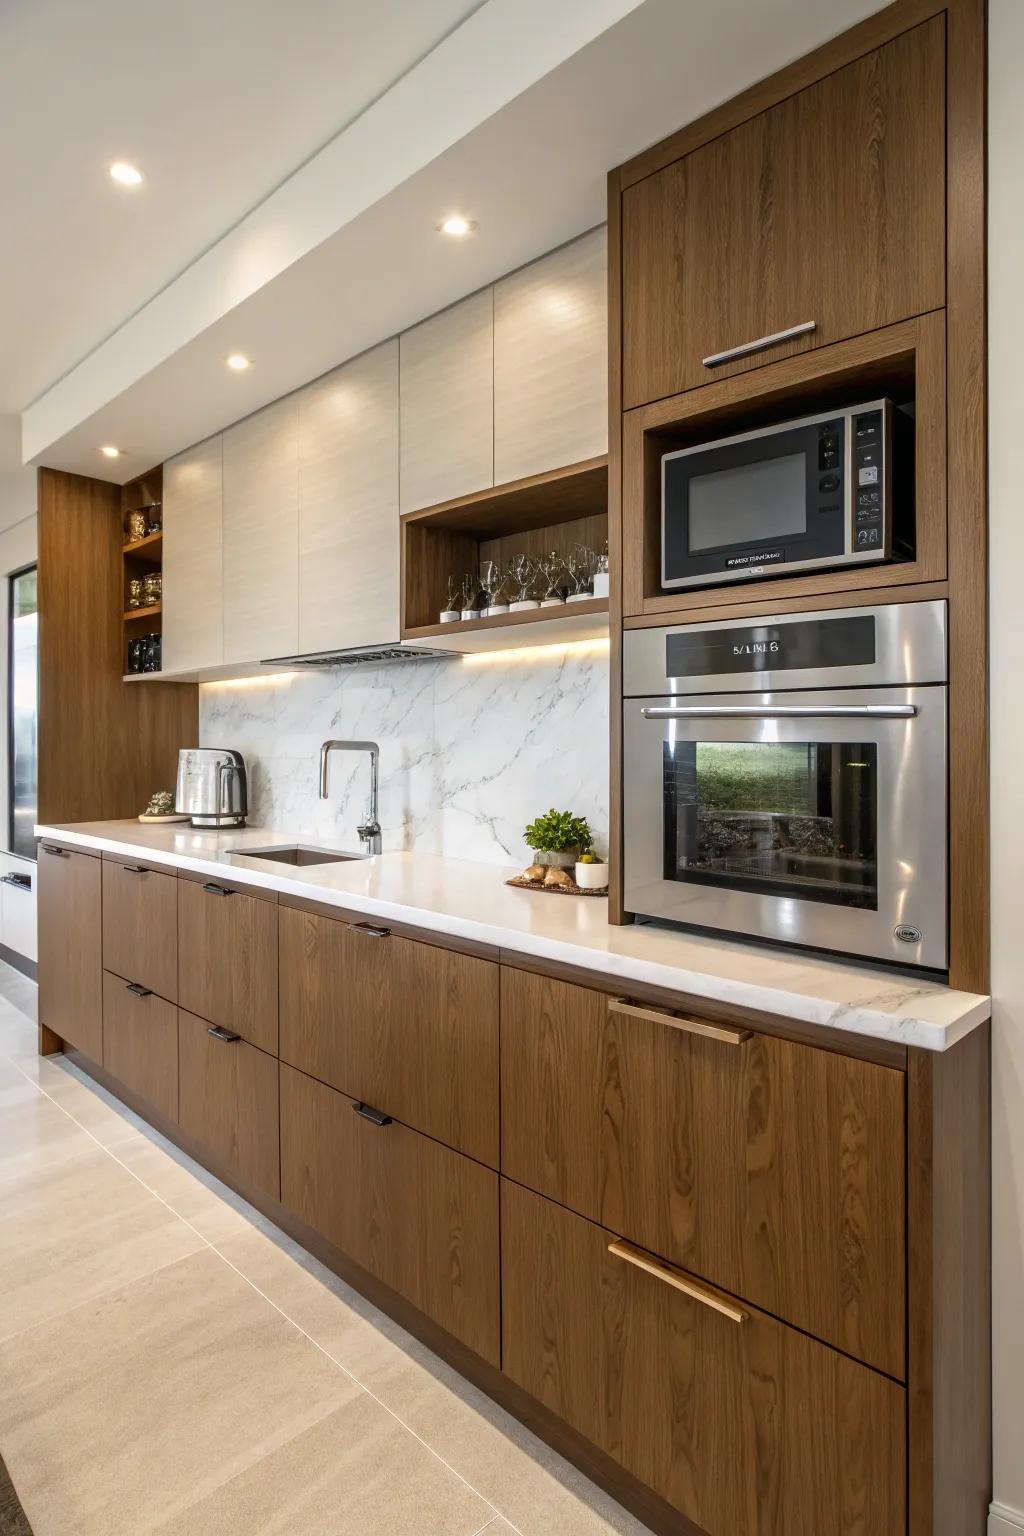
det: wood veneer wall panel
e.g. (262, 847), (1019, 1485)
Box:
(37, 468), (197, 825)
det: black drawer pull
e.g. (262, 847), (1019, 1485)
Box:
(202, 882), (234, 897)
(125, 981), (153, 998)
(122, 864), (148, 874)
(353, 1101), (392, 1127)
(42, 844), (69, 858)
(348, 921), (391, 939)
(207, 1025), (241, 1043)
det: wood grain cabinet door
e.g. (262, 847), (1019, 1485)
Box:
(280, 1063), (499, 1364)
(177, 1008), (279, 1198)
(37, 843), (102, 1060)
(399, 289), (494, 513)
(101, 857), (178, 1001)
(502, 1179), (905, 1536)
(500, 967), (905, 1378)
(102, 970), (178, 1123)
(279, 905), (498, 1166)
(177, 876), (278, 1054)
(222, 394), (299, 664)
(493, 229), (608, 483)
(621, 16), (946, 407)
(162, 433), (224, 674)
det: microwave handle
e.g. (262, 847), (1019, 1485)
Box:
(702, 319), (816, 367)
(640, 704), (918, 720)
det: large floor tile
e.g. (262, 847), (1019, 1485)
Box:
(19, 1057), (150, 1147)
(0, 1144), (206, 1342)
(0, 1248), (364, 1536)
(148, 1390), (494, 1536)
(0, 1088), (96, 1184)
(109, 1129), (256, 1243)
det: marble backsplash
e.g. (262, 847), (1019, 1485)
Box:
(199, 644), (609, 867)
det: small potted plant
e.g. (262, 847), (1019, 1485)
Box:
(574, 848), (609, 891)
(523, 808), (594, 869)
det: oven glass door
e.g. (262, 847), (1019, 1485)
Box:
(623, 687), (947, 969)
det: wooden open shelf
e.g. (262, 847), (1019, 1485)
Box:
(123, 603), (162, 623)
(401, 456), (609, 653)
(121, 465), (163, 675)
(122, 530), (163, 559)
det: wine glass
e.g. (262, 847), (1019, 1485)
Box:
(440, 574), (461, 622)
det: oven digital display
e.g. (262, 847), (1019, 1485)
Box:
(665, 615), (876, 678)
(687, 452), (807, 553)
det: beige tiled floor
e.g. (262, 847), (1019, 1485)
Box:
(0, 968), (652, 1536)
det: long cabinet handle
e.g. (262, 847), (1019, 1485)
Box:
(353, 1101), (393, 1127)
(608, 1240), (749, 1324)
(202, 882), (235, 897)
(126, 981), (153, 998)
(609, 997), (751, 1046)
(207, 1025), (241, 1043)
(702, 319), (816, 367)
(41, 844), (69, 858)
(641, 704), (918, 721)
(121, 864), (148, 874)
(347, 921), (391, 939)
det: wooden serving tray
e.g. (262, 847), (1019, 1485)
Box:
(506, 875), (606, 898)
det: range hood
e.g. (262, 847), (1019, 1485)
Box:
(260, 642), (454, 668)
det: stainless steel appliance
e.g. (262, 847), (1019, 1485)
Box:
(622, 600), (947, 969)
(174, 748), (248, 828)
(661, 398), (913, 590)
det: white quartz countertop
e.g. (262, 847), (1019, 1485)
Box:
(36, 821), (990, 1052)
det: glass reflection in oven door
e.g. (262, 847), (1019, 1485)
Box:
(663, 739), (879, 910)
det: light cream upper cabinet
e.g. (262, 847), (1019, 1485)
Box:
(399, 289), (493, 514)
(494, 228), (608, 485)
(298, 340), (399, 654)
(162, 433), (224, 674)
(222, 395), (299, 664)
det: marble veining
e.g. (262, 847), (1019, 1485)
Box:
(199, 648), (609, 867)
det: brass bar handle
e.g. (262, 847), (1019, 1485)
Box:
(608, 1240), (749, 1324)
(609, 997), (751, 1046)
(702, 319), (816, 367)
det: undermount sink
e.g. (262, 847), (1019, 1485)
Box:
(230, 843), (364, 866)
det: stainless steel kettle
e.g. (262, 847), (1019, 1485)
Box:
(174, 748), (248, 828)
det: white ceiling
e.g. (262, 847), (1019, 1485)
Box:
(4, 0), (886, 484)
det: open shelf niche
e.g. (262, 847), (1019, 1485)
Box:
(400, 455), (609, 654)
(121, 465), (164, 677)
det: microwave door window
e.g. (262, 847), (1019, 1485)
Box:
(687, 453), (807, 552)
(663, 739), (879, 910)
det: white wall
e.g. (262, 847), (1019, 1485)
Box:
(0, 415), (37, 534)
(989, 2), (1024, 1531)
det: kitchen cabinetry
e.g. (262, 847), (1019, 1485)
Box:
(278, 903), (499, 1166)
(101, 856), (178, 1003)
(621, 17), (945, 408)
(162, 434), (224, 674)
(399, 289), (494, 515)
(501, 1178), (905, 1536)
(101, 971), (178, 1124)
(494, 229), (608, 483)
(177, 1007), (280, 1198)
(222, 395), (299, 664)
(177, 874), (278, 1053)
(280, 1062), (500, 1364)
(37, 843), (102, 1060)
(297, 340), (399, 656)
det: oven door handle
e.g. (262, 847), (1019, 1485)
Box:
(640, 704), (918, 720)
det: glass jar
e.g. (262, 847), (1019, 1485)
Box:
(144, 502), (162, 536)
(142, 633), (162, 673)
(127, 577), (144, 609)
(127, 637), (145, 674)
(126, 510), (148, 543)
(142, 571), (162, 607)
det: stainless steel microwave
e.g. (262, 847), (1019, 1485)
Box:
(622, 600), (948, 970)
(661, 399), (913, 589)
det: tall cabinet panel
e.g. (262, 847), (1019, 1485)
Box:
(494, 229), (608, 484)
(399, 289), (493, 514)
(222, 396), (299, 663)
(162, 434), (224, 674)
(298, 339), (399, 654)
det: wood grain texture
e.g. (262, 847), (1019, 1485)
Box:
(622, 17), (946, 407)
(494, 229), (608, 484)
(623, 579), (950, 630)
(607, 168), (628, 925)
(500, 967), (906, 1377)
(101, 970), (178, 1123)
(161, 434), (224, 674)
(101, 856), (178, 1002)
(501, 1179), (906, 1536)
(37, 469), (197, 822)
(177, 1007), (280, 1198)
(279, 905), (498, 1166)
(400, 456), (608, 536)
(297, 338), (400, 655)
(222, 394), (299, 664)
(399, 288), (494, 514)
(36, 842), (102, 1061)
(280, 1062), (500, 1364)
(177, 876), (278, 1053)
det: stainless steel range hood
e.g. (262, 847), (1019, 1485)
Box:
(260, 642), (455, 668)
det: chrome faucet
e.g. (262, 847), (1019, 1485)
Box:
(319, 740), (382, 855)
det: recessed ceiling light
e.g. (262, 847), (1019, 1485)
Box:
(100, 445), (121, 459)
(438, 215), (477, 238)
(226, 353), (252, 372)
(109, 161), (144, 187)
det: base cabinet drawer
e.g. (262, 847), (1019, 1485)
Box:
(500, 968), (905, 1377)
(177, 1008), (279, 1198)
(102, 857), (178, 1002)
(501, 1180), (905, 1536)
(280, 1063), (499, 1365)
(102, 971), (178, 1123)
(177, 876), (278, 1053)
(37, 843), (102, 1060)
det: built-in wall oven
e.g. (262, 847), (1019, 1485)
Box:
(622, 600), (948, 970)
